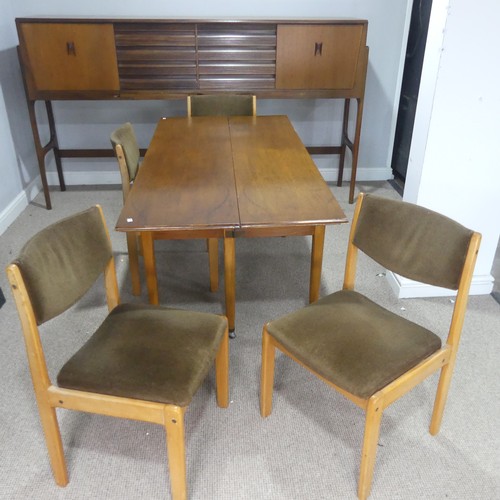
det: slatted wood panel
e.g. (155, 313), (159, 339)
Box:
(197, 23), (277, 90)
(115, 23), (197, 90)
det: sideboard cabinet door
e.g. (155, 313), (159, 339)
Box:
(276, 24), (365, 90)
(19, 23), (120, 93)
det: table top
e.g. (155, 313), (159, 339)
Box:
(116, 115), (347, 233)
(116, 116), (240, 231)
(229, 115), (346, 229)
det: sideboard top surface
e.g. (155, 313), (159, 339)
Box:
(16, 17), (367, 25)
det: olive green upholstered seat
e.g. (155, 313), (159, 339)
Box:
(110, 122), (220, 297)
(58, 303), (227, 407)
(260, 193), (481, 500)
(6, 205), (229, 500)
(267, 289), (441, 400)
(187, 94), (256, 117)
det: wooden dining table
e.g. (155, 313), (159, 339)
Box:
(116, 115), (347, 333)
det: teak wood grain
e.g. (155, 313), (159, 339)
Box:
(116, 115), (347, 331)
(19, 23), (120, 92)
(276, 24), (364, 90)
(229, 115), (346, 229)
(116, 116), (239, 232)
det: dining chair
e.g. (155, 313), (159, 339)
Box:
(260, 193), (481, 499)
(110, 122), (142, 295)
(187, 94), (256, 117)
(111, 123), (220, 296)
(6, 205), (229, 500)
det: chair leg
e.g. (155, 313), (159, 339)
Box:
(260, 326), (276, 417)
(358, 395), (383, 500)
(215, 328), (230, 408)
(429, 358), (455, 435)
(38, 400), (68, 486)
(126, 232), (141, 296)
(208, 238), (219, 292)
(165, 406), (187, 500)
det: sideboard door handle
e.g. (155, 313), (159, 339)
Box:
(66, 42), (76, 56)
(314, 42), (323, 56)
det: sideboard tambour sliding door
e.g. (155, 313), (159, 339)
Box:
(16, 18), (368, 208)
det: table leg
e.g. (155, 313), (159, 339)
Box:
(223, 234), (236, 335)
(141, 232), (159, 305)
(126, 232), (141, 296)
(208, 238), (219, 292)
(309, 225), (326, 303)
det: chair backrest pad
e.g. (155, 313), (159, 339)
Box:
(189, 95), (255, 117)
(110, 122), (140, 181)
(13, 206), (112, 324)
(353, 195), (474, 290)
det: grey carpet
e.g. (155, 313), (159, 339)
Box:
(1, 182), (499, 499)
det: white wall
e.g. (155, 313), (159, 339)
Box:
(390, 0), (500, 297)
(0, 0), (40, 233)
(4, 0), (410, 190)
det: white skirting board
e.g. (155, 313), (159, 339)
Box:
(0, 177), (41, 235)
(45, 165), (393, 186)
(386, 271), (494, 298)
(47, 170), (122, 185)
(314, 165), (392, 183)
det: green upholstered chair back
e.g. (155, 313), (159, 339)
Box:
(353, 194), (474, 290)
(12, 206), (113, 325)
(110, 122), (140, 181)
(188, 94), (255, 117)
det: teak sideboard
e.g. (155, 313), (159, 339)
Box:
(15, 18), (369, 208)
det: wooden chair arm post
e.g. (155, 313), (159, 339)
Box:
(260, 325), (276, 417)
(95, 204), (121, 310)
(430, 231), (481, 435)
(6, 264), (69, 485)
(104, 257), (120, 311)
(343, 192), (365, 290)
(446, 232), (482, 350)
(6, 264), (52, 392)
(164, 406), (187, 500)
(113, 144), (130, 202)
(215, 326), (230, 408)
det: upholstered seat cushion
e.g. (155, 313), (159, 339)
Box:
(266, 290), (441, 400)
(57, 303), (227, 407)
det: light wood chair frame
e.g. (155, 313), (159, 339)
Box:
(186, 94), (257, 117)
(113, 141), (220, 296)
(6, 205), (229, 500)
(260, 193), (481, 500)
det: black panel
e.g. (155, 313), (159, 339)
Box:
(391, 0), (433, 181)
